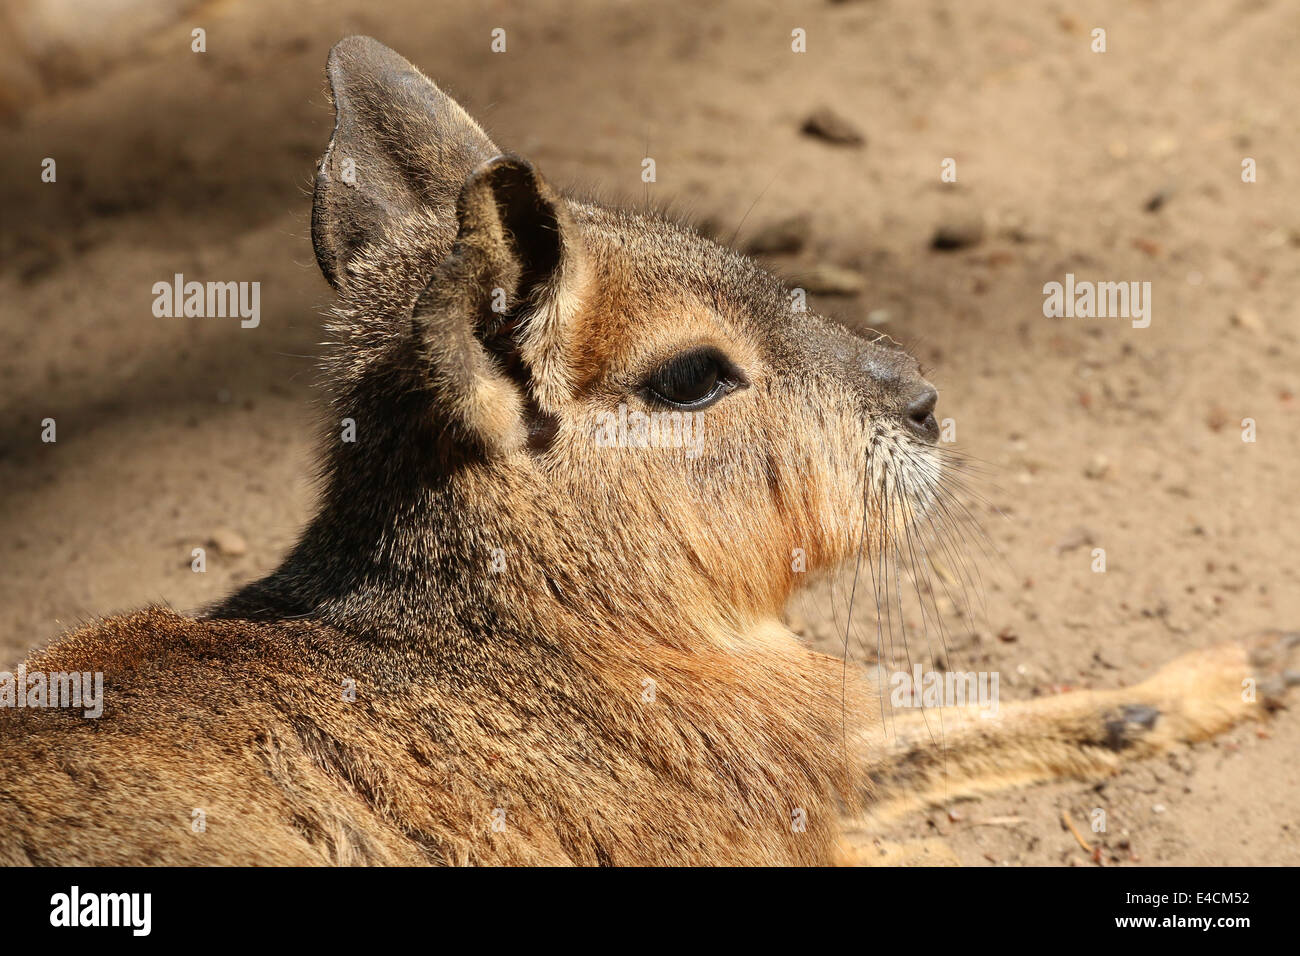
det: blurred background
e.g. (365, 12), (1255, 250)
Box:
(1, 0), (1297, 864)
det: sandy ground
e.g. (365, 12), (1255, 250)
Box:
(1, 0), (1297, 865)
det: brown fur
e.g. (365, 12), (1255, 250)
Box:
(1, 38), (1293, 866)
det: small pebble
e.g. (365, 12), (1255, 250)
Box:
(209, 528), (248, 557)
(1230, 308), (1263, 333)
(1085, 454), (1111, 480)
(793, 263), (865, 295)
(931, 214), (985, 251)
(746, 214), (812, 255)
(1055, 526), (1097, 553)
(1144, 190), (1171, 213)
(800, 107), (865, 146)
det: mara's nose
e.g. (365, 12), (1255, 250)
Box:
(903, 384), (939, 442)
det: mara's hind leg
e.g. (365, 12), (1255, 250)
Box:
(836, 630), (1298, 862)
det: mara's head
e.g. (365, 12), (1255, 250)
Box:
(294, 37), (946, 645)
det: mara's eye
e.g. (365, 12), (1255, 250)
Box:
(645, 348), (738, 410)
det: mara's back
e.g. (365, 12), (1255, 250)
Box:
(2, 608), (865, 865)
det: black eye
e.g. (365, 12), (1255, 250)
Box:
(645, 348), (737, 409)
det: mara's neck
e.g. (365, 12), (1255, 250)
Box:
(208, 464), (773, 662)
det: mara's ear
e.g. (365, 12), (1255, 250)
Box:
(312, 36), (498, 290)
(413, 154), (585, 456)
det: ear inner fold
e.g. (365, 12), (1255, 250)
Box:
(411, 155), (584, 453)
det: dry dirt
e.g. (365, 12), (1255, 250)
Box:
(1, 0), (1297, 865)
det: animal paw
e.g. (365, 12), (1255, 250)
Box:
(1247, 629), (1300, 708)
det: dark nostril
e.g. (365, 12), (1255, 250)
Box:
(904, 386), (939, 440)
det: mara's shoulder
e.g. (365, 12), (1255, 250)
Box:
(21, 606), (334, 675)
(3, 608), (353, 741)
